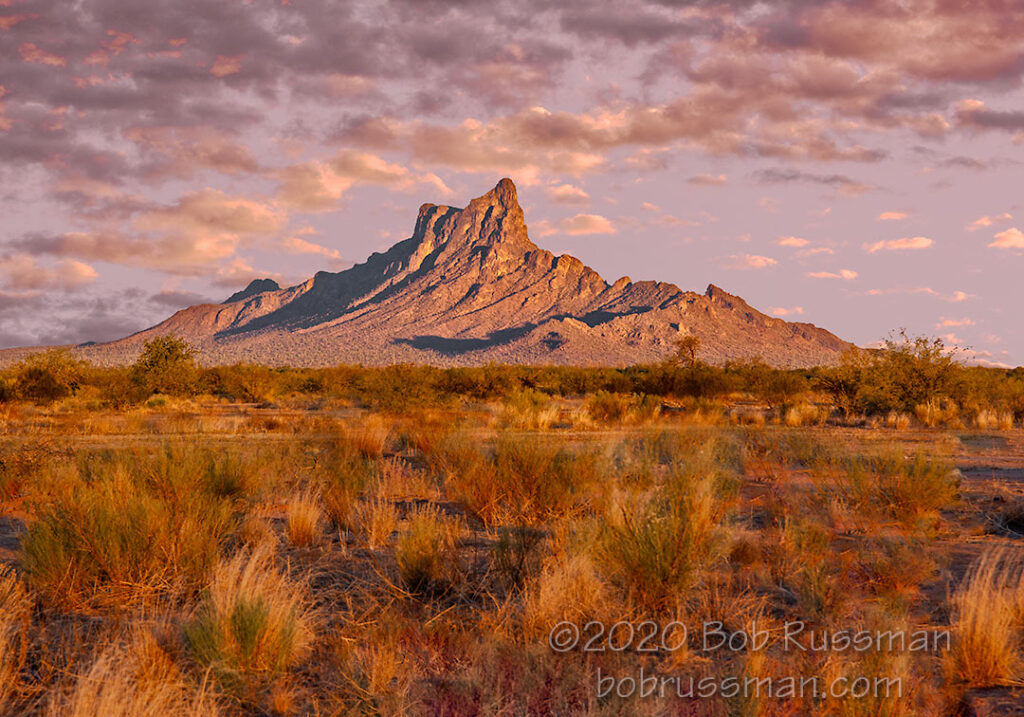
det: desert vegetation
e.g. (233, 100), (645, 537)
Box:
(0, 334), (1021, 713)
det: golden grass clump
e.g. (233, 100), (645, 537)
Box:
(183, 544), (314, 703)
(946, 548), (1024, 687)
(285, 490), (323, 547)
(520, 551), (609, 640)
(49, 627), (219, 717)
(0, 566), (30, 710)
(357, 497), (398, 549)
(783, 402), (826, 427)
(884, 410), (911, 430)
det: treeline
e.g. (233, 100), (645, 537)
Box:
(1, 333), (1023, 421)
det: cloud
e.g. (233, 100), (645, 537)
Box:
(559, 213), (616, 236)
(989, 227), (1024, 249)
(547, 184), (590, 205)
(280, 236), (342, 261)
(967, 212), (1012, 231)
(755, 168), (875, 197)
(209, 55), (243, 78)
(0, 255), (97, 291)
(149, 290), (212, 308)
(776, 236), (808, 247)
(688, 173), (726, 186)
(864, 236), (933, 253)
(877, 211), (908, 221)
(275, 150), (423, 211)
(18, 42), (66, 67)
(865, 287), (972, 302)
(724, 254), (777, 270)
(937, 318), (975, 328)
(771, 306), (804, 317)
(559, 7), (698, 46)
(807, 269), (857, 280)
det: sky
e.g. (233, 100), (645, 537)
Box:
(1, 0), (1023, 366)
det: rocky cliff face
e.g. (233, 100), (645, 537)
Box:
(81, 178), (852, 367)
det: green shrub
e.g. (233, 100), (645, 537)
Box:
(11, 348), (87, 404)
(21, 447), (236, 608)
(585, 390), (630, 423)
(131, 335), (199, 397)
(600, 466), (726, 611)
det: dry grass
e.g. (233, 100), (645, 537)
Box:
(0, 566), (30, 711)
(49, 628), (219, 717)
(0, 392), (1018, 713)
(285, 490), (323, 547)
(946, 549), (1024, 687)
(183, 544), (314, 704)
(358, 496), (398, 550)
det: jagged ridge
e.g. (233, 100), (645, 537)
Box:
(79, 178), (852, 368)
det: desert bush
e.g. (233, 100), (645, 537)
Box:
(491, 526), (545, 593)
(783, 402), (827, 427)
(395, 506), (459, 594)
(520, 551), (609, 639)
(819, 332), (966, 417)
(357, 497), (398, 549)
(501, 387), (556, 429)
(884, 411), (911, 429)
(914, 398), (960, 427)
(727, 359), (808, 410)
(446, 437), (599, 526)
(22, 450), (235, 608)
(946, 549), (1024, 687)
(816, 450), (958, 530)
(184, 544), (314, 703)
(131, 335), (199, 397)
(599, 465), (725, 612)
(11, 349), (88, 404)
(585, 390), (630, 423)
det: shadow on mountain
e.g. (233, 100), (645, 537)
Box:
(393, 324), (536, 354)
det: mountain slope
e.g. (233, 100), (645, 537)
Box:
(82, 178), (851, 367)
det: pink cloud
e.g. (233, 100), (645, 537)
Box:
(19, 42), (66, 67)
(559, 213), (616, 236)
(807, 269), (857, 280)
(989, 227), (1024, 249)
(968, 212), (1012, 231)
(210, 55), (243, 78)
(0, 255), (97, 291)
(776, 236), (808, 247)
(877, 211), (908, 221)
(864, 236), (933, 253)
(725, 254), (777, 270)
(547, 184), (590, 205)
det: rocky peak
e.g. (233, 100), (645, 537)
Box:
(452, 177), (532, 252)
(223, 278), (281, 304)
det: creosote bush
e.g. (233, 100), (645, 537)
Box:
(21, 446), (237, 609)
(395, 506), (459, 594)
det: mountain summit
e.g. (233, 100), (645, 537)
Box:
(87, 179), (850, 367)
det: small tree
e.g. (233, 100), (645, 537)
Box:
(131, 335), (198, 396)
(673, 335), (702, 368)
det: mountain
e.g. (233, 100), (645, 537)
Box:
(77, 178), (851, 367)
